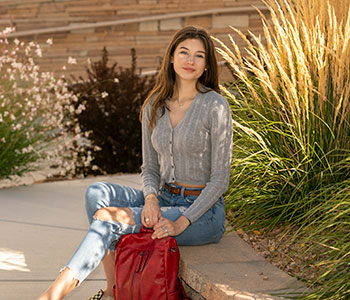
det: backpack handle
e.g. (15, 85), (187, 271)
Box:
(140, 226), (154, 233)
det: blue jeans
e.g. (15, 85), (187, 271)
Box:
(65, 182), (226, 283)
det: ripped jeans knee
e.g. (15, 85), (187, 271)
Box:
(93, 207), (135, 226)
(63, 218), (140, 284)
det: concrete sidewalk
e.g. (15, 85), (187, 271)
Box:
(0, 174), (142, 299)
(0, 174), (305, 300)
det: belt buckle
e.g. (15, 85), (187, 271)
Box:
(172, 186), (181, 194)
(165, 183), (179, 194)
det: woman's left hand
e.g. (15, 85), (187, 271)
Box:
(152, 216), (190, 239)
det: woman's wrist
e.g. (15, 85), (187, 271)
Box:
(175, 216), (191, 235)
(145, 193), (158, 203)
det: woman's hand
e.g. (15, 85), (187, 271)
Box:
(141, 194), (161, 227)
(152, 216), (190, 239)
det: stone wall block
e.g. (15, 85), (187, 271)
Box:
(139, 20), (158, 32)
(159, 18), (183, 31)
(249, 15), (264, 28)
(139, 0), (158, 4)
(185, 16), (212, 28)
(39, 3), (65, 14)
(213, 14), (249, 29)
(6, 8), (38, 18)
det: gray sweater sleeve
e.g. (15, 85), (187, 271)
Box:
(182, 97), (233, 223)
(140, 101), (161, 198)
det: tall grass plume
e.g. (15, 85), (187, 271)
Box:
(216, 0), (350, 299)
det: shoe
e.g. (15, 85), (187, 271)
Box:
(86, 289), (104, 300)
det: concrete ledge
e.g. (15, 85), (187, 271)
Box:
(179, 230), (306, 300)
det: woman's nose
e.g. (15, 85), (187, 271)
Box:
(186, 55), (195, 64)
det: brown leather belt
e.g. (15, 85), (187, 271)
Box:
(164, 183), (202, 196)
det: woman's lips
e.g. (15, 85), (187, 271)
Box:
(183, 67), (196, 72)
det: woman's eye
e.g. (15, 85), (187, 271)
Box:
(196, 55), (205, 59)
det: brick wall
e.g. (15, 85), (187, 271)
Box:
(0, 0), (268, 80)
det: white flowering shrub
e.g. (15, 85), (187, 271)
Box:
(0, 27), (91, 179)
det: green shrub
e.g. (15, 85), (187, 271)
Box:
(216, 0), (350, 299)
(0, 28), (87, 179)
(68, 47), (156, 175)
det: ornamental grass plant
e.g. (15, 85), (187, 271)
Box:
(215, 0), (350, 299)
(0, 28), (90, 180)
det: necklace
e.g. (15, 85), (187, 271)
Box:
(174, 94), (196, 108)
(177, 99), (185, 107)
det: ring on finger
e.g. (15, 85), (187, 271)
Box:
(161, 226), (168, 233)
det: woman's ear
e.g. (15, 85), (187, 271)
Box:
(170, 56), (174, 63)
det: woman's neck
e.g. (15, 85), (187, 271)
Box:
(174, 81), (198, 100)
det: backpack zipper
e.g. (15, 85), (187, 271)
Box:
(138, 251), (151, 300)
(131, 250), (145, 300)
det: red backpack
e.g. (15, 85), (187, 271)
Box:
(114, 226), (190, 300)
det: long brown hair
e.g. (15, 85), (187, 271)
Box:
(140, 26), (220, 129)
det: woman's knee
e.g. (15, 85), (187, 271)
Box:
(94, 207), (135, 225)
(85, 182), (110, 220)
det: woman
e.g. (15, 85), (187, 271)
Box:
(37, 25), (232, 300)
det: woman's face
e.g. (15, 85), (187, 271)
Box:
(171, 38), (206, 84)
